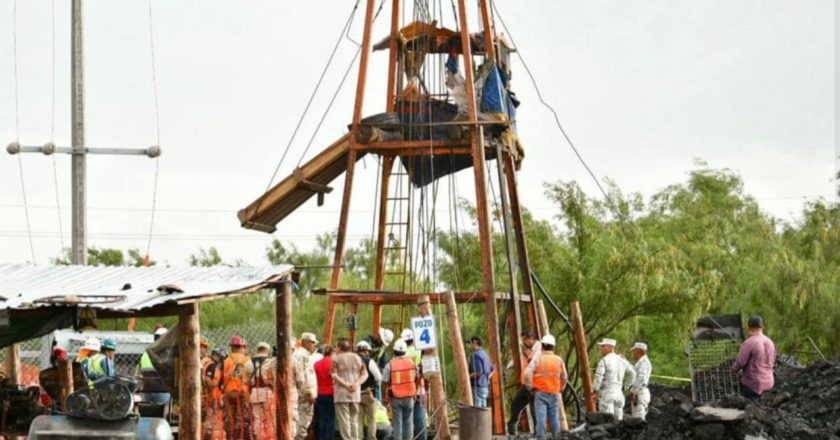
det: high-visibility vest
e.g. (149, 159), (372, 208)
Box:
(202, 360), (222, 401)
(85, 354), (113, 384)
(223, 353), (252, 394)
(389, 357), (417, 398)
(532, 353), (565, 394)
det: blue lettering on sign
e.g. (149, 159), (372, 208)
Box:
(419, 328), (431, 344)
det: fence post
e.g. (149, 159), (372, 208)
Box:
(275, 276), (294, 440)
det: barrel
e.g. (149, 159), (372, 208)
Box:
(457, 404), (491, 439)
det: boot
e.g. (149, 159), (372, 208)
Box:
(507, 422), (518, 436)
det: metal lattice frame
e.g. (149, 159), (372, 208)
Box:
(687, 339), (742, 403)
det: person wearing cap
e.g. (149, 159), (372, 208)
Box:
(468, 335), (495, 408)
(628, 342), (652, 420)
(357, 340), (383, 440)
(86, 338), (118, 385)
(203, 347), (227, 440)
(364, 328), (394, 371)
(77, 337), (101, 380)
(401, 329), (428, 440)
(223, 335), (255, 440)
(137, 327), (172, 405)
(593, 338), (635, 421)
(508, 330), (539, 434)
(732, 316), (776, 399)
(524, 334), (567, 440)
(250, 342), (276, 438)
(314, 344), (336, 440)
(292, 332), (319, 440)
(331, 337), (369, 440)
(382, 339), (418, 440)
(138, 326), (168, 374)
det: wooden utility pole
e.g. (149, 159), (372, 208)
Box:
(57, 358), (73, 411)
(417, 295), (451, 439)
(444, 291), (473, 406)
(4, 344), (20, 385)
(571, 302), (596, 413)
(177, 303), (201, 440)
(275, 277), (294, 440)
(537, 300), (549, 336)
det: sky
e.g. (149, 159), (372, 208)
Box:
(0, 0), (835, 267)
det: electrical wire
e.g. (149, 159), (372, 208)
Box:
(145, 0), (162, 261)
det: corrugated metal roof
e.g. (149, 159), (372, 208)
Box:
(0, 263), (294, 312)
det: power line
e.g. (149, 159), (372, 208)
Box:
(146, 0), (162, 260)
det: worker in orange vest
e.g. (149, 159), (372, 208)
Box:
(202, 347), (226, 440)
(223, 336), (254, 440)
(524, 334), (567, 440)
(382, 339), (417, 440)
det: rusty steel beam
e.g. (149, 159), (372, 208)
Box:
(386, 0), (400, 111)
(504, 153), (539, 335)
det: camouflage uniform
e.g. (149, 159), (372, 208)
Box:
(292, 346), (317, 440)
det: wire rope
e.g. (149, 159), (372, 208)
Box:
(145, 0), (162, 262)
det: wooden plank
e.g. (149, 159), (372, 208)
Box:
(417, 295), (451, 439)
(5, 345), (20, 385)
(177, 303), (200, 440)
(444, 291), (473, 406)
(275, 279), (294, 440)
(571, 302), (597, 413)
(505, 154), (540, 335)
(57, 358), (73, 411)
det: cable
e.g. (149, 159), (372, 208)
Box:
(491, 2), (611, 203)
(11, 0), (36, 263)
(145, 0), (162, 261)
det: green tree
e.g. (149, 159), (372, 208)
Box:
(189, 247), (223, 267)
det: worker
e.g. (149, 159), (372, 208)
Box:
(373, 399), (393, 440)
(292, 332), (318, 440)
(314, 344), (336, 440)
(223, 335), (254, 440)
(401, 329), (427, 440)
(524, 334), (567, 440)
(628, 342), (652, 420)
(77, 337), (101, 380)
(507, 330), (539, 434)
(85, 338), (118, 384)
(331, 337), (368, 440)
(364, 328), (395, 370)
(593, 338), (636, 421)
(382, 339), (417, 440)
(357, 340), (382, 440)
(251, 341), (276, 438)
(468, 335), (495, 408)
(732, 316), (776, 399)
(138, 327), (171, 404)
(202, 347), (226, 440)
(199, 338), (211, 367)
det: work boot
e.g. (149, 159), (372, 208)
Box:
(507, 422), (518, 435)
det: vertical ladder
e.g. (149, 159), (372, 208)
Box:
(380, 160), (413, 331)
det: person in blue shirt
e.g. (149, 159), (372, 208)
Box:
(467, 336), (495, 408)
(85, 338), (117, 385)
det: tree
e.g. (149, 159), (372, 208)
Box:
(189, 247), (223, 267)
(51, 247), (155, 267)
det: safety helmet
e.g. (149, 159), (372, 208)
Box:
(230, 335), (246, 347)
(356, 340), (372, 351)
(393, 339), (408, 354)
(540, 334), (556, 347)
(154, 327), (168, 337)
(400, 329), (414, 341)
(211, 347), (228, 359)
(102, 338), (117, 351)
(82, 337), (101, 352)
(378, 328), (394, 346)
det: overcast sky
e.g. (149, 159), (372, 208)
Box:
(0, 0), (835, 267)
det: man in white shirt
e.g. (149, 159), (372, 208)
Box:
(593, 338), (636, 421)
(629, 342), (652, 420)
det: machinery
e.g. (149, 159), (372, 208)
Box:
(0, 372), (47, 436)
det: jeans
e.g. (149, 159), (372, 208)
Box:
(507, 386), (535, 433)
(390, 397), (414, 440)
(413, 397), (427, 440)
(473, 386), (489, 408)
(315, 395), (336, 440)
(534, 391), (561, 439)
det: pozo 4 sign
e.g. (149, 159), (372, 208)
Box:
(410, 316), (437, 350)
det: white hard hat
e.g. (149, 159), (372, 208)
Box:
(596, 338), (617, 347)
(379, 328), (395, 345)
(631, 342), (648, 352)
(540, 334), (556, 346)
(400, 328), (414, 341)
(393, 339), (408, 353)
(301, 332), (319, 344)
(82, 337), (101, 352)
(154, 327), (168, 337)
(356, 340), (372, 351)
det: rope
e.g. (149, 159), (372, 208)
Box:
(50, 0), (64, 251)
(11, 0), (36, 263)
(145, 0), (162, 262)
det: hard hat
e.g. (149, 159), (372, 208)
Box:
(199, 338), (209, 348)
(379, 328), (394, 345)
(393, 339), (408, 354)
(102, 338), (117, 351)
(52, 347), (67, 361)
(400, 328), (414, 341)
(301, 332), (319, 344)
(230, 336), (247, 347)
(256, 341), (271, 351)
(211, 347), (228, 359)
(596, 338), (617, 347)
(82, 337), (101, 352)
(154, 327), (168, 337)
(540, 334), (556, 346)
(631, 342), (648, 352)
(356, 340), (372, 351)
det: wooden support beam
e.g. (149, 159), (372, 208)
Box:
(177, 303), (201, 440)
(316, 290), (530, 305)
(537, 300), (550, 337)
(417, 295), (451, 439)
(504, 154), (539, 335)
(444, 291), (473, 406)
(57, 358), (73, 411)
(385, 0), (400, 111)
(571, 302), (596, 413)
(275, 278), (294, 440)
(5, 345), (20, 385)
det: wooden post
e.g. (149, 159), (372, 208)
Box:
(537, 300), (550, 336)
(178, 303), (201, 440)
(444, 291), (473, 406)
(417, 295), (451, 439)
(275, 277), (294, 440)
(504, 155), (539, 335)
(571, 302), (596, 413)
(5, 345), (20, 385)
(57, 358), (73, 411)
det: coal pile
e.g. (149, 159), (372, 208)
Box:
(556, 358), (840, 440)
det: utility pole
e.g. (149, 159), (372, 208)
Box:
(7, 0), (160, 265)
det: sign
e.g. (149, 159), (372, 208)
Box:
(421, 355), (441, 376)
(410, 315), (437, 350)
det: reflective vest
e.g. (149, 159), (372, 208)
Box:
(389, 357), (417, 398)
(85, 354), (113, 384)
(223, 353), (252, 394)
(532, 353), (565, 394)
(139, 352), (154, 371)
(202, 359), (223, 401)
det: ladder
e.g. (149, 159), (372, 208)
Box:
(380, 160), (413, 330)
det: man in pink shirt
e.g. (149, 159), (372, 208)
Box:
(732, 316), (776, 399)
